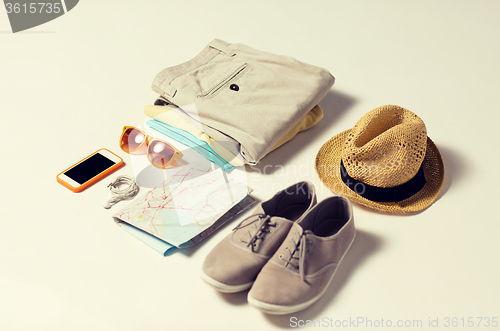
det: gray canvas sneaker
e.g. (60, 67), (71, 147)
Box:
(247, 196), (355, 314)
(201, 182), (316, 293)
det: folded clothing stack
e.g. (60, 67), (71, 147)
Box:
(149, 39), (335, 166)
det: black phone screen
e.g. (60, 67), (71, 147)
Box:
(64, 153), (116, 185)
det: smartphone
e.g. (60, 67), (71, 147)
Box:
(57, 148), (124, 192)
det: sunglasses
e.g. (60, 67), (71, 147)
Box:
(119, 126), (183, 169)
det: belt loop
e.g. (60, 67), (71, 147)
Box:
(152, 73), (178, 98)
(159, 82), (177, 98)
(208, 39), (236, 56)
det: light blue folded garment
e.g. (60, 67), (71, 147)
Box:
(147, 119), (235, 172)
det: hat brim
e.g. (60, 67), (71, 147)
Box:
(315, 129), (445, 213)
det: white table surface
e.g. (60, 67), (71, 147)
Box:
(1, 1), (499, 330)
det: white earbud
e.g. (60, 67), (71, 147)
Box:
(102, 175), (139, 209)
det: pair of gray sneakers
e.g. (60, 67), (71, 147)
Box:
(201, 181), (356, 315)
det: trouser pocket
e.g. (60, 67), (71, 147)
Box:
(197, 63), (248, 99)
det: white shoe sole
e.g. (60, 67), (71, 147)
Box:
(200, 271), (253, 293)
(248, 233), (356, 315)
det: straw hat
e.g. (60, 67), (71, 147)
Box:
(315, 105), (444, 213)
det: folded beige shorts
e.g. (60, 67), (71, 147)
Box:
(152, 39), (335, 164)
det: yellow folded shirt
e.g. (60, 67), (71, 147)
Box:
(269, 104), (323, 152)
(144, 104), (323, 166)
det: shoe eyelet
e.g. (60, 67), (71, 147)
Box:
(279, 254), (284, 259)
(239, 238), (243, 243)
(285, 246), (289, 250)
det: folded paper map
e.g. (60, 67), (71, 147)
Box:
(113, 163), (254, 255)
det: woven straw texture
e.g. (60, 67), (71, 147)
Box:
(315, 105), (445, 214)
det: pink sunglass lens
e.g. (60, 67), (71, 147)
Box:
(148, 140), (175, 168)
(121, 128), (146, 154)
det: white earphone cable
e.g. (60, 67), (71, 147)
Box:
(102, 175), (139, 209)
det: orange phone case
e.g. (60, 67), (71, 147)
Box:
(56, 148), (124, 193)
